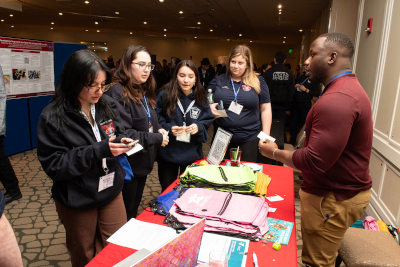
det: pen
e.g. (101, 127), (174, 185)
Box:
(253, 251), (259, 267)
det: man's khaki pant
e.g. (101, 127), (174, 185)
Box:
(300, 189), (371, 267)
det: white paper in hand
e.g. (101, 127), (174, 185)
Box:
(126, 144), (143, 156)
(257, 131), (276, 142)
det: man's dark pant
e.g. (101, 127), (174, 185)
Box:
(0, 136), (19, 191)
(272, 107), (287, 142)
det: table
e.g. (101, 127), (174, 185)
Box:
(87, 162), (296, 267)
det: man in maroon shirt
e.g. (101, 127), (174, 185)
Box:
(259, 33), (372, 267)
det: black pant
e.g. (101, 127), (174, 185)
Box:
(158, 159), (190, 192)
(0, 136), (19, 191)
(121, 175), (147, 219)
(272, 107), (287, 142)
(289, 101), (311, 145)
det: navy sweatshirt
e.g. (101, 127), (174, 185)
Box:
(156, 89), (214, 165)
(105, 84), (163, 177)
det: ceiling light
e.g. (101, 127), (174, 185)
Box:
(97, 30), (100, 32)
(239, 34), (242, 36)
(11, 25), (14, 27)
(93, 46), (94, 47)
(51, 22), (54, 24)
(194, 36), (197, 38)
(95, 21), (98, 24)
(299, 29), (303, 32)
(159, 0), (164, 2)
(283, 41), (285, 43)
(92, 43), (94, 44)
(210, 29), (213, 32)
(164, 29), (167, 31)
(179, 11), (183, 14)
(278, 4), (282, 8)
(10, 14), (13, 17)
(283, 36), (286, 38)
(227, 39), (230, 41)
(130, 32), (132, 34)
(59, 12), (63, 15)
(115, 12), (119, 14)
(279, 9), (282, 12)
(197, 22), (201, 24)
(85, 29), (88, 31)
(1, 20), (4, 22)
(50, 28), (53, 30)
(85, 1), (89, 4)
(164, 34), (166, 37)
(94, 50), (96, 51)
(279, 12), (281, 14)
(143, 21), (147, 24)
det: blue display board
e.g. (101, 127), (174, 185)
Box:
(53, 42), (87, 84)
(29, 95), (53, 148)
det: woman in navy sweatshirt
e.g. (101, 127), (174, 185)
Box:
(105, 45), (169, 219)
(156, 60), (214, 191)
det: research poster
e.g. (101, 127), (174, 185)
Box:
(0, 36), (55, 99)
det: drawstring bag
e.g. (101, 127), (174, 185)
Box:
(362, 216), (380, 231)
(117, 155), (134, 183)
(148, 186), (187, 215)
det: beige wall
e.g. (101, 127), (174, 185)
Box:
(354, 0), (400, 228)
(1, 25), (300, 71)
(329, 0), (359, 43)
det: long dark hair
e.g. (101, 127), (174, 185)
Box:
(48, 49), (114, 131)
(112, 45), (157, 107)
(162, 60), (207, 118)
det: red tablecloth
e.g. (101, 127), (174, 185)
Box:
(87, 162), (296, 267)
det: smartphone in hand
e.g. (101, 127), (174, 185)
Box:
(123, 140), (139, 147)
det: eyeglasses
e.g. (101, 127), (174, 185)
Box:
(86, 85), (106, 94)
(132, 62), (155, 71)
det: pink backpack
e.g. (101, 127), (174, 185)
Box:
(362, 216), (380, 231)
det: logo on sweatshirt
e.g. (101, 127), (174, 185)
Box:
(190, 107), (201, 119)
(100, 120), (115, 137)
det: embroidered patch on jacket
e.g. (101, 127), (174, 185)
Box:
(100, 120), (115, 137)
(222, 86), (229, 89)
(190, 107), (201, 119)
(242, 85), (251, 91)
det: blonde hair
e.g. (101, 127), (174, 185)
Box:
(226, 45), (260, 93)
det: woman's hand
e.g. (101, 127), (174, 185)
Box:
(210, 103), (219, 119)
(108, 136), (133, 156)
(161, 134), (169, 147)
(171, 126), (185, 137)
(185, 123), (198, 135)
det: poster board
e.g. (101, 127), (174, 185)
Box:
(0, 36), (55, 99)
(207, 127), (232, 165)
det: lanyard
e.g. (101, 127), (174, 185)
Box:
(230, 78), (243, 103)
(328, 71), (352, 84)
(177, 100), (195, 126)
(80, 104), (108, 174)
(300, 77), (309, 85)
(141, 93), (151, 124)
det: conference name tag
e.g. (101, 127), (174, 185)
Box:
(229, 101), (243, 115)
(177, 132), (191, 143)
(98, 172), (115, 192)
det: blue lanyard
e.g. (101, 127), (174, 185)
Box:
(300, 77), (309, 85)
(230, 78), (242, 102)
(328, 71), (352, 84)
(141, 93), (151, 123)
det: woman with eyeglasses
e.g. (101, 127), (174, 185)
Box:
(37, 50), (133, 266)
(105, 45), (169, 219)
(208, 44), (272, 162)
(155, 60), (214, 192)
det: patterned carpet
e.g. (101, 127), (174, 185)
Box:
(2, 125), (308, 267)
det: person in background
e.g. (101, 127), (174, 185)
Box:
(208, 44), (272, 162)
(156, 60), (214, 192)
(162, 59), (170, 82)
(0, 66), (22, 205)
(261, 63), (270, 74)
(259, 33), (372, 267)
(106, 45), (169, 219)
(289, 65), (320, 146)
(37, 50), (132, 266)
(154, 61), (168, 92)
(198, 58), (215, 89)
(0, 190), (23, 266)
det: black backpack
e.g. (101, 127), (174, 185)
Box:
(270, 69), (290, 104)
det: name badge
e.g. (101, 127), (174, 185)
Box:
(98, 172), (115, 192)
(229, 101), (243, 115)
(149, 121), (153, 133)
(177, 132), (191, 143)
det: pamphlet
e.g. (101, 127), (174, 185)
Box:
(262, 218), (294, 245)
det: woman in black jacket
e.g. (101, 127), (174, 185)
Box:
(37, 50), (133, 266)
(105, 45), (169, 219)
(156, 60), (214, 191)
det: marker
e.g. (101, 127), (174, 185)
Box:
(253, 251), (259, 267)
